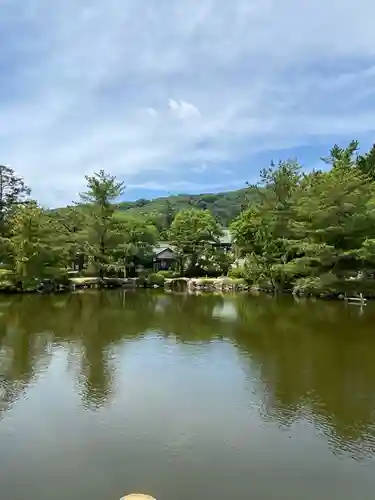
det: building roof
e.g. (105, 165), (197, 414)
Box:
(153, 231), (232, 254)
(152, 243), (177, 257)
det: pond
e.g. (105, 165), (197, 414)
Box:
(1, 291), (375, 500)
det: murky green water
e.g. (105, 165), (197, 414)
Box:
(1, 291), (375, 500)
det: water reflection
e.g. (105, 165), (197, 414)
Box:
(1, 291), (375, 460)
(234, 295), (375, 459)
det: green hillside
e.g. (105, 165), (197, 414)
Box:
(117, 187), (256, 226)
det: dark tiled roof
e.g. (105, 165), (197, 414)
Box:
(152, 243), (177, 256)
(153, 229), (232, 255)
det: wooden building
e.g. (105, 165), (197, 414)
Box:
(152, 243), (178, 271)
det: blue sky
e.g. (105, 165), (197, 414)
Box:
(1, 0), (375, 206)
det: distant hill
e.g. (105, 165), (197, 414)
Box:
(53, 187), (258, 231)
(117, 187), (257, 226)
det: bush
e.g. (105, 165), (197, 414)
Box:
(228, 266), (246, 279)
(293, 275), (337, 297)
(147, 273), (165, 286)
(197, 250), (233, 277)
(137, 268), (153, 278)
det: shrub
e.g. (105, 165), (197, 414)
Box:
(197, 250), (233, 277)
(137, 268), (153, 278)
(228, 266), (246, 279)
(293, 275), (337, 296)
(147, 273), (165, 286)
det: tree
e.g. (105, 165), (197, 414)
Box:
(169, 208), (222, 275)
(0, 165), (30, 261)
(196, 246), (233, 276)
(51, 206), (87, 271)
(321, 140), (359, 169)
(288, 161), (375, 280)
(164, 200), (175, 228)
(111, 216), (157, 276)
(7, 202), (68, 288)
(232, 144), (375, 295)
(231, 160), (302, 289)
(357, 143), (375, 181)
(0, 165), (30, 233)
(147, 200), (176, 239)
(79, 170), (125, 278)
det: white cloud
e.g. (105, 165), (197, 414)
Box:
(0, 0), (375, 206)
(168, 99), (201, 119)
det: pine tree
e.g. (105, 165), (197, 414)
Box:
(79, 170), (125, 278)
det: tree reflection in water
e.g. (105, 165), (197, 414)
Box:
(1, 290), (375, 459)
(234, 294), (375, 459)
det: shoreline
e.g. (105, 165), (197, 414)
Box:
(0, 275), (372, 302)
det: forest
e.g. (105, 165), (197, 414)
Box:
(116, 186), (252, 227)
(231, 141), (375, 296)
(0, 139), (375, 295)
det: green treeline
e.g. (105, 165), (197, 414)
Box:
(1, 140), (375, 294)
(0, 165), (231, 287)
(230, 141), (375, 296)
(0, 168), (159, 289)
(116, 188), (251, 227)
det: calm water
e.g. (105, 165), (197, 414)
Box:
(1, 291), (375, 500)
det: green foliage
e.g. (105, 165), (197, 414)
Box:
(228, 265), (246, 279)
(292, 275), (340, 296)
(7, 202), (69, 288)
(169, 208), (223, 276)
(321, 140), (359, 168)
(117, 186), (257, 227)
(196, 247), (233, 277)
(357, 143), (375, 181)
(111, 215), (158, 275)
(147, 272), (165, 286)
(232, 144), (375, 295)
(231, 160), (302, 289)
(3, 140), (375, 295)
(79, 170), (126, 278)
(0, 165), (31, 237)
(0, 165), (31, 262)
(50, 205), (88, 271)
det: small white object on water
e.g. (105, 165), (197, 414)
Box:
(121, 495), (156, 500)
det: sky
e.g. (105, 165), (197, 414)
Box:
(0, 0), (375, 206)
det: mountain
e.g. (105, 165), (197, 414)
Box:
(117, 187), (256, 226)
